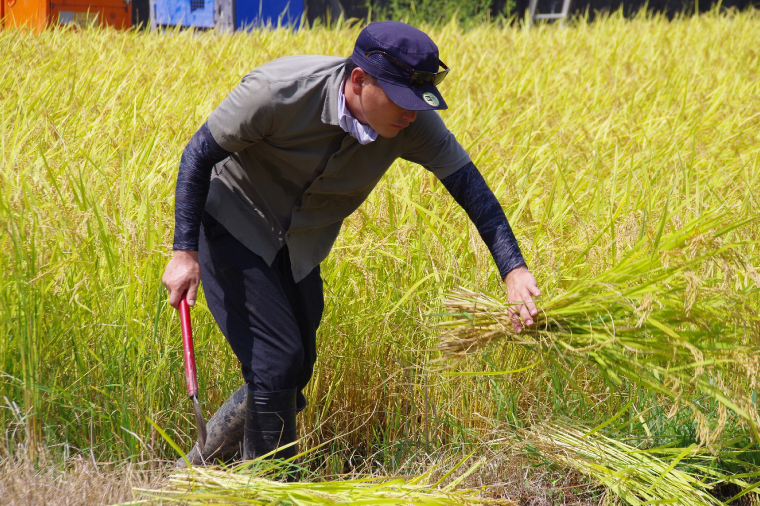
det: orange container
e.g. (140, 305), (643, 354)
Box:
(3, 0), (132, 31)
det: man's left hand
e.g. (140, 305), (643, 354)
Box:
(504, 266), (541, 333)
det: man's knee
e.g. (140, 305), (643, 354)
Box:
(251, 342), (304, 391)
(278, 344), (305, 381)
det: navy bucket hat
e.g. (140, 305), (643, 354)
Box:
(351, 21), (449, 111)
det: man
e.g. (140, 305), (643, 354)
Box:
(162, 21), (540, 465)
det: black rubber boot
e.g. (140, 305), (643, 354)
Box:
(175, 383), (247, 468)
(242, 388), (298, 462)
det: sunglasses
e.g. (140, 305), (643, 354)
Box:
(364, 50), (450, 86)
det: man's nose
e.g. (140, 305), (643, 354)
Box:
(401, 110), (417, 122)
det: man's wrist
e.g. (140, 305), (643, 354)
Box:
(172, 249), (199, 260)
(503, 264), (528, 282)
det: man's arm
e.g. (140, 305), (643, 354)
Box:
(440, 162), (541, 332)
(162, 122), (231, 309)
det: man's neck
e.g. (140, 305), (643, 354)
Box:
(342, 79), (368, 125)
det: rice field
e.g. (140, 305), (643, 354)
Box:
(1, 8), (759, 505)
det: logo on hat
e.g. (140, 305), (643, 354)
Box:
(422, 92), (439, 107)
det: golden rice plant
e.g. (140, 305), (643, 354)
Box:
(436, 208), (760, 503)
(438, 209), (760, 444)
(1, 9), (760, 505)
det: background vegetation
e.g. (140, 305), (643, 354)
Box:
(370, 0), (496, 25)
(1, 8), (759, 503)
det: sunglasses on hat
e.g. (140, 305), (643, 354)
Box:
(365, 50), (450, 86)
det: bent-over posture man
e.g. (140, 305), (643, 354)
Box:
(162, 21), (541, 465)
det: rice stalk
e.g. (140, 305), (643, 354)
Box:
(127, 459), (516, 506)
(437, 210), (760, 445)
(523, 422), (731, 506)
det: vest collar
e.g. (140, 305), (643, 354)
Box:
(321, 64), (345, 127)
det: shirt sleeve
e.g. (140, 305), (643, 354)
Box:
(206, 70), (275, 153)
(173, 122), (231, 251)
(401, 110), (471, 180)
(440, 162), (527, 279)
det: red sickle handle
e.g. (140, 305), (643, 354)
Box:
(179, 293), (199, 397)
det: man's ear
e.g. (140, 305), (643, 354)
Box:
(350, 68), (367, 95)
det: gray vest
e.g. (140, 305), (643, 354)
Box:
(206, 55), (470, 281)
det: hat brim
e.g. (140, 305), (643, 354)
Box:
(376, 79), (448, 111)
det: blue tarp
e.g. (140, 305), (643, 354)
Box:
(236, 0), (303, 29)
(154, 0), (216, 27)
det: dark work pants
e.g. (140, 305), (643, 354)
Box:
(198, 212), (324, 405)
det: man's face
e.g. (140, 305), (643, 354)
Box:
(350, 69), (418, 138)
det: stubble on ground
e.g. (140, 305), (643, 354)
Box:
(0, 450), (165, 506)
(0, 446), (601, 506)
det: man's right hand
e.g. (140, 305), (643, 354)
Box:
(162, 249), (201, 309)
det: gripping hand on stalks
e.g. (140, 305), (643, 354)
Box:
(162, 249), (202, 309)
(504, 265), (541, 332)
